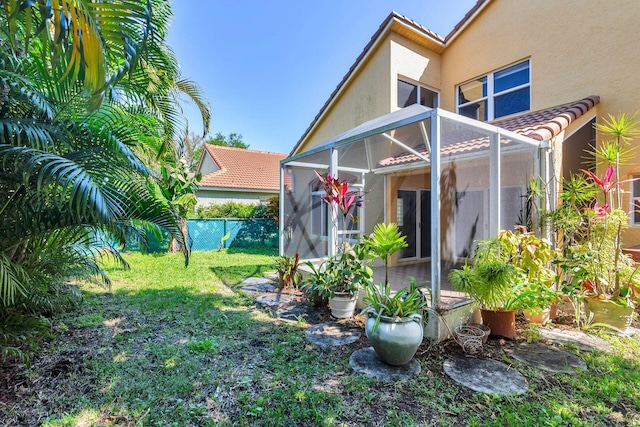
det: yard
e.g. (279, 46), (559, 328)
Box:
(1, 249), (639, 426)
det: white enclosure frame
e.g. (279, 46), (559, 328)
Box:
(280, 105), (548, 309)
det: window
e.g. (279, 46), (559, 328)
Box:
(310, 192), (328, 236)
(457, 60), (530, 121)
(632, 176), (640, 225)
(398, 79), (439, 108)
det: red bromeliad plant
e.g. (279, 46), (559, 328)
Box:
(314, 170), (365, 251)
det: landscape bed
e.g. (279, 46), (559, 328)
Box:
(1, 250), (639, 427)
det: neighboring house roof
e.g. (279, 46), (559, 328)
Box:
(197, 145), (287, 192)
(377, 96), (599, 168)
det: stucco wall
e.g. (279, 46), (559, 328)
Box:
(440, 0), (640, 245)
(297, 38), (392, 153)
(389, 32), (442, 106)
(298, 30), (443, 153)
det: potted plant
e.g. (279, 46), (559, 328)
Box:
(273, 253), (301, 289)
(448, 230), (526, 339)
(509, 230), (561, 324)
(302, 171), (370, 318)
(301, 246), (373, 318)
(363, 278), (428, 366)
(549, 114), (640, 331)
(359, 223), (428, 365)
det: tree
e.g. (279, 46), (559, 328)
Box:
(0, 0), (210, 361)
(207, 132), (249, 149)
(149, 158), (201, 254)
(182, 132), (206, 172)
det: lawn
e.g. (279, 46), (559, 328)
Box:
(1, 249), (639, 426)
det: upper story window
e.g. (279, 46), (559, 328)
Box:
(457, 60), (530, 121)
(398, 79), (439, 108)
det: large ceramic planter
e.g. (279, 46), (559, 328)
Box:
(584, 297), (634, 332)
(329, 292), (358, 319)
(480, 308), (516, 339)
(365, 312), (423, 366)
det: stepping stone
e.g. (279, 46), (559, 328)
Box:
(242, 283), (277, 293)
(241, 277), (276, 286)
(626, 327), (640, 338)
(508, 343), (587, 374)
(540, 328), (614, 352)
(256, 293), (297, 308)
(443, 358), (528, 395)
(350, 347), (420, 381)
(263, 271), (279, 281)
(305, 323), (361, 349)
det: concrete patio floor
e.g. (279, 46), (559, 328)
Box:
(373, 261), (471, 310)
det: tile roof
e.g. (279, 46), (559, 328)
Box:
(493, 95), (599, 141)
(198, 145), (288, 191)
(376, 96), (599, 169)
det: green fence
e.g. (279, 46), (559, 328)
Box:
(125, 218), (278, 253)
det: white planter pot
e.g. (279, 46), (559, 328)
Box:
(329, 292), (358, 319)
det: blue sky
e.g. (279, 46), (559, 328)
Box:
(167, 1), (477, 153)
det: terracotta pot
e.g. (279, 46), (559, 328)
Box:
(524, 307), (552, 325)
(480, 308), (516, 339)
(365, 313), (423, 366)
(584, 297), (634, 332)
(329, 292), (358, 319)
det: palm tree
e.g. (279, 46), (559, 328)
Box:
(0, 0), (210, 361)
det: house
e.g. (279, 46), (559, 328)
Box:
(289, 0), (640, 240)
(280, 0), (640, 338)
(195, 144), (287, 206)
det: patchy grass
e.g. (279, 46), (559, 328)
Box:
(1, 249), (640, 426)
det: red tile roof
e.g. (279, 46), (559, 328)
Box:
(493, 95), (599, 141)
(198, 145), (288, 191)
(376, 96), (599, 168)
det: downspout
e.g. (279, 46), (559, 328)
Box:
(538, 139), (554, 242)
(279, 162), (285, 256)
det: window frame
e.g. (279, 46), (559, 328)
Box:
(397, 78), (439, 109)
(456, 59), (531, 121)
(631, 175), (640, 226)
(310, 189), (328, 237)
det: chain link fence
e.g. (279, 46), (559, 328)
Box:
(125, 218), (278, 253)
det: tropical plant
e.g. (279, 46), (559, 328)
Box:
(363, 277), (428, 334)
(301, 246), (373, 298)
(361, 223), (407, 286)
(313, 170), (365, 250)
(449, 230), (526, 310)
(553, 114), (640, 309)
(273, 254), (301, 289)
(0, 0), (210, 361)
(149, 157), (201, 253)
